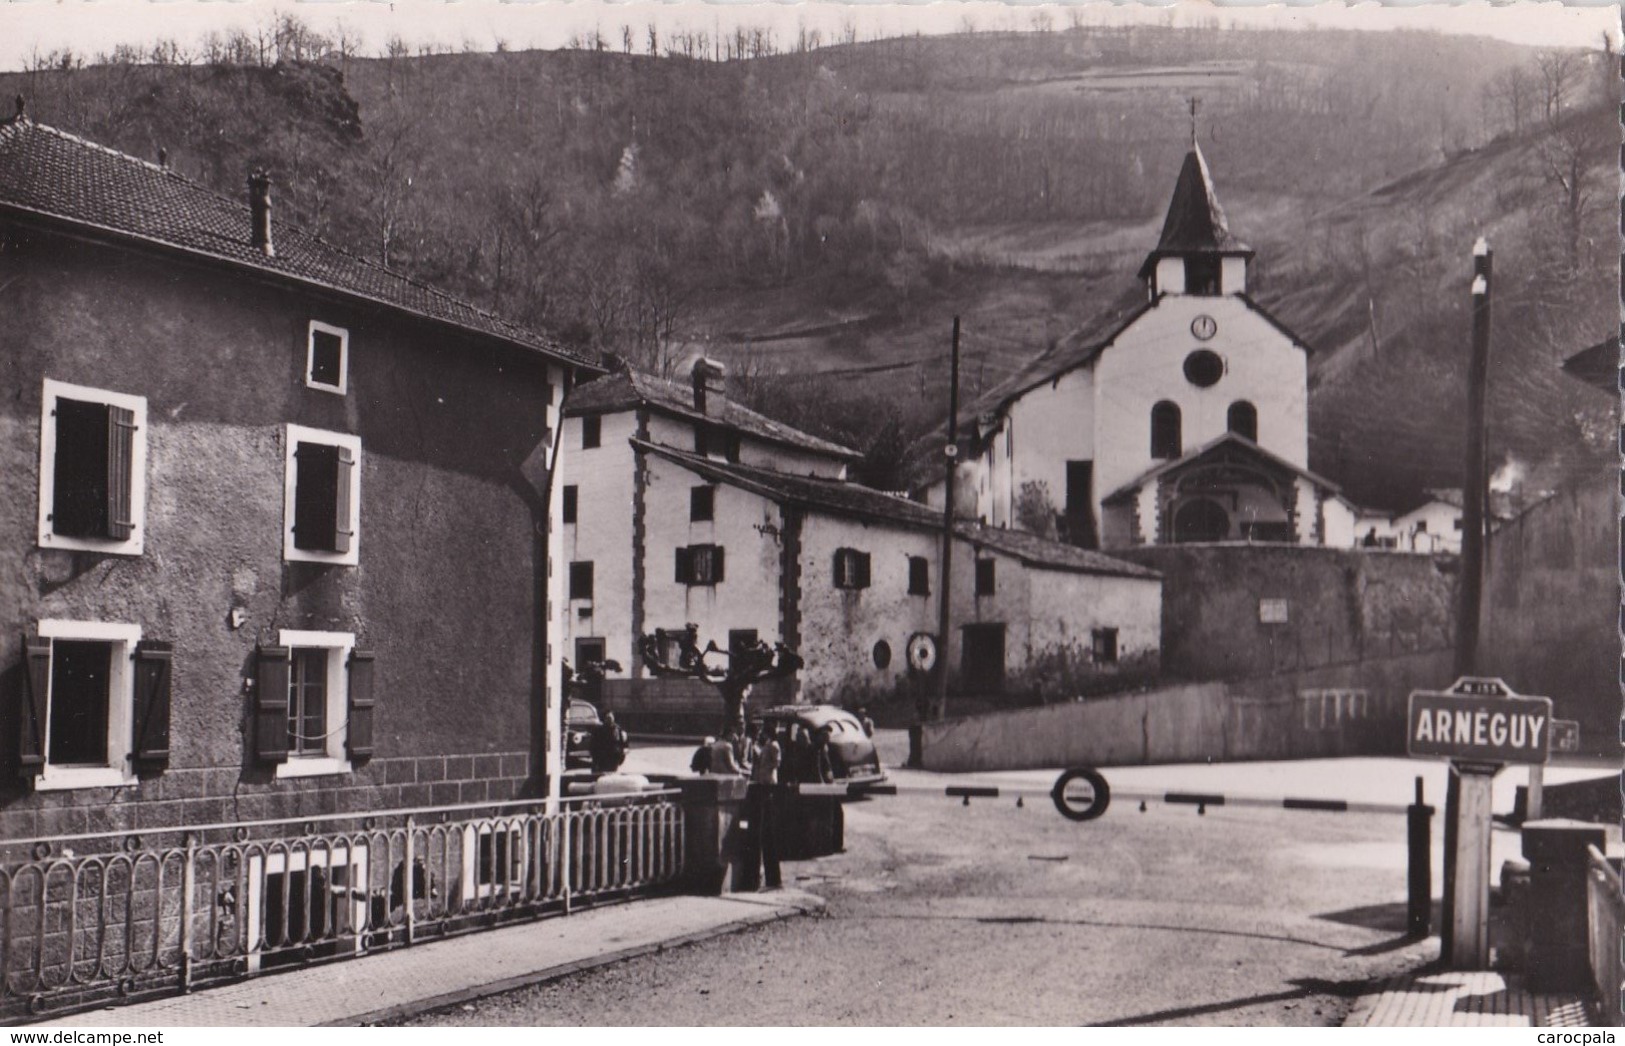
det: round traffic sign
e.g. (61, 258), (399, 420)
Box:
(1051, 767), (1111, 822)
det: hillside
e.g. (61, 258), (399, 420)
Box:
(2, 24), (1614, 509)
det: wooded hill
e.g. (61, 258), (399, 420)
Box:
(4, 22), (1615, 510)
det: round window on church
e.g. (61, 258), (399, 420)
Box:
(1183, 349), (1224, 388)
(873, 640), (893, 670)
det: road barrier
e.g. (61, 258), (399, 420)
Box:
(862, 780), (1410, 815)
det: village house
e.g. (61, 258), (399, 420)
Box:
(0, 107), (651, 1011)
(916, 140), (1350, 550)
(560, 365), (1161, 720)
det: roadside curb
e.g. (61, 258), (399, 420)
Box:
(330, 892), (827, 1027)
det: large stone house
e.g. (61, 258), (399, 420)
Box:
(561, 364), (1161, 716)
(0, 110), (598, 841)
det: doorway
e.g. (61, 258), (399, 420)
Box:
(960, 624), (1006, 695)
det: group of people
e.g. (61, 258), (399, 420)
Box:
(689, 720), (835, 785)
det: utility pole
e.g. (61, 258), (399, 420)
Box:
(1442, 237), (1493, 966)
(1455, 237), (1492, 678)
(934, 317), (961, 722)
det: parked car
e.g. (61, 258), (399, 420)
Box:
(754, 705), (887, 789)
(565, 699), (629, 773)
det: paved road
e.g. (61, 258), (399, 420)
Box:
(403, 752), (1474, 1026)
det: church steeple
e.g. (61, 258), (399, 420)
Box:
(1137, 111), (1254, 295)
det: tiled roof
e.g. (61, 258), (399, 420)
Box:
(568, 369), (861, 461)
(1101, 432), (1341, 504)
(0, 113), (598, 369)
(1137, 145), (1253, 280)
(637, 441), (1159, 580)
(952, 523), (1160, 580)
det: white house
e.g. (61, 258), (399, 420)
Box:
(557, 362), (859, 674)
(918, 141), (1347, 550)
(634, 442), (1162, 705)
(559, 360), (1161, 710)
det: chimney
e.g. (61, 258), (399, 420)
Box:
(691, 358), (726, 416)
(157, 147), (168, 169)
(247, 170), (274, 257)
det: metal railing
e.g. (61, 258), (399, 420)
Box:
(0, 792), (683, 1022)
(1586, 845), (1623, 1026)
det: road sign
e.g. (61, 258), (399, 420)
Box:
(1051, 768), (1111, 822)
(1407, 677), (1553, 765)
(1550, 718), (1581, 755)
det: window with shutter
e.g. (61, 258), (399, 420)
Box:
(346, 649), (375, 763)
(581, 416), (601, 449)
(30, 620), (142, 790)
(131, 640), (173, 769)
(38, 380), (147, 555)
(690, 486), (714, 522)
(833, 548), (871, 590)
(908, 556), (930, 596)
(283, 425), (361, 565)
(975, 558), (996, 596)
(272, 630), (357, 778)
(677, 544), (724, 586)
(569, 561), (595, 600)
(562, 485), (579, 524)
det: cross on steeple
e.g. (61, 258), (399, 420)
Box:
(1188, 96), (1200, 147)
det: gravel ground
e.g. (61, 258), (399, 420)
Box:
(399, 784), (1438, 1026)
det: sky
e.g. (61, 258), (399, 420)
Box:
(0, 0), (1618, 71)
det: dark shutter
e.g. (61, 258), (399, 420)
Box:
(106, 405), (137, 541)
(19, 637), (51, 774)
(675, 546), (693, 585)
(711, 546), (725, 583)
(292, 443), (338, 551)
(131, 640), (172, 768)
(346, 649), (375, 763)
(856, 552), (872, 589)
(334, 444), (356, 554)
(254, 645), (291, 764)
(833, 549), (845, 587)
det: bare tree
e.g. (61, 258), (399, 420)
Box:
(638, 625), (802, 732)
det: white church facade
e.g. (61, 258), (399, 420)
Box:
(922, 143), (1351, 551)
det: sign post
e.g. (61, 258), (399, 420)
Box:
(1407, 676), (1552, 969)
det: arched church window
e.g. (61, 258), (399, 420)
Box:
(1227, 400), (1258, 442)
(1150, 401), (1182, 459)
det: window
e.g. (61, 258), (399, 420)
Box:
(561, 485), (578, 525)
(695, 424), (741, 463)
(266, 630), (360, 778)
(1453, 518), (1464, 532)
(690, 486), (715, 522)
(21, 620), (166, 790)
(463, 822), (527, 901)
(1184, 256), (1221, 296)
(581, 416), (601, 449)
(833, 548), (872, 590)
(38, 379), (148, 555)
(908, 556), (930, 596)
(728, 629), (759, 658)
(1092, 627), (1119, 664)
(1227, 401), (1258, 442)
(873, 640), (893, 670)
(1150, 401), (1182, 459)
(675, 544), (725, 586)
(305, 321), (349, 394)
(974, 558), (996, 596)
(569, 561), (594, 601)
(284, 425), (361, 565)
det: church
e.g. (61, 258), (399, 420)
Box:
(921, 138), (1354, 551)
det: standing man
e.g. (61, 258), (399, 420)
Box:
(747, 727), (783, 890)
